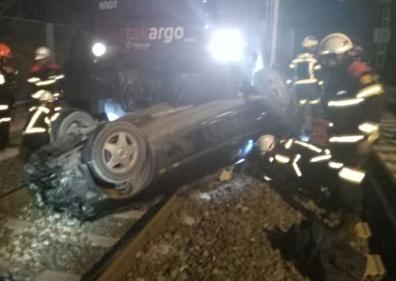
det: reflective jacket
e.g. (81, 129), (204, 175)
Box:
(289, 52), (322, 86)
(27, 62), (64, 100)
(321, 59), (383, 145)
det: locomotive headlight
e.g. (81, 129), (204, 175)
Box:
(207, 28), (246, 63)
(92, 42), (107, 57)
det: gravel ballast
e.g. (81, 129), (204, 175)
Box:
(122, 173), (310, 281)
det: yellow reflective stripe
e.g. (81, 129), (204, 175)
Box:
(275, 154), (290, 164)
(358, 122), (379, 135)
(329, 135), (365, 143)
(24, 128), (46, 134)
(50, 112), (60, 122)
(295, 140), (322, 153)
(328, 161), (344, 169)
(358, 122), (380, 143)
(338, 167), (365, 184)
(49, 74), (65, 80)
(328, 98), (364, 107)
(284, 139), (294, 149)
(264, 176), (273, 182)
(27, 77), (40, 83)
(0, 105), (9, 111)
(36, 79), (56, 86)
(31, 90), (47, 99)
(310, 154), (332, 163)
(23, 106), (49, 134)
(299, 99), (308, 105)
(294, 78), (318, 85)
(40, 106), (50, 114)
(0, 117), (11, 124)
(293, 154), (302, 177)
(356, 84), (384, 99)
(308, 99), (320, 105)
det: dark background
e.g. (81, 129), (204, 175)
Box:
(0, 0), (395, 85)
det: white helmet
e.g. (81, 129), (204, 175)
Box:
(257, 135), (276, 155)
(317, 33), (353, 56)
(35, 47), (52, 60)
(302, 36), (319, 50)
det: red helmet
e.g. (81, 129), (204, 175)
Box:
(0, 44), (12, 58)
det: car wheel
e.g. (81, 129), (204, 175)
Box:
(51, 109), (96, 140)
(106, 146), (154, 200)
(83, 121), (147, 184)
(253, 68), (300, 132)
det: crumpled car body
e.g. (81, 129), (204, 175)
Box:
(25, 69), (296, 219)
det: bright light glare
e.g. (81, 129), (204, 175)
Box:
(239, 139), (254, 158)
(208, 29), (246, 63)
(92, 42), (107, 57)
(104, 100), (126, 121)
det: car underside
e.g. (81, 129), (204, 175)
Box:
(24, 69), (298, 220)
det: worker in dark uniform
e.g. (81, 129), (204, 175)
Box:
(27, 47), (64, 99)
(253, 134), (341, 207)
(253, 33), (383, 239)
(289, 35), (323, 102)
(23, 47), (65, 148)
(289, 36), (323, 139)
(316, 33), (383, 235)
(0, 43), (17, 150)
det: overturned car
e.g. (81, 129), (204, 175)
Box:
(24, 69), (297, 219)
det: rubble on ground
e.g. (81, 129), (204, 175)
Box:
(123, 173), (310, 281)
(0, 156), (23, 196)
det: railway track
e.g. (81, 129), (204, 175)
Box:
(0, 162), (390, 281)
(1, 108), (395, 280)
(0, 184), (168, 281)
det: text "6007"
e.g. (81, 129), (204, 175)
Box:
(99, 0), (118, 10)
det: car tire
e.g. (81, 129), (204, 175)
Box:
(253, 68), (300, 133)
(51, 109), (96, 140)
(106, 146), (155, 200)
(83, 120), (148, 185)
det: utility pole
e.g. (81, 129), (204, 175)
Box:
(374, 0), (392, 71)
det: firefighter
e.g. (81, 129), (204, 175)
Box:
(289, 36), (323, 104)
(0, 43), (16, 150)
(316, 33), (383, 235)
(23, 47), (64, 147)
(253, 34), (383, 239)
(27, 47), (64, 96)
(289, 36), (323, 139)
(253, 134), (340, 208)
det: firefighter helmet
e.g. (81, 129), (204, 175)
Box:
(0, 43), (12, 58)
(317, 33), (353, 56)
(35, 47), (52, 60)
(302, 36), (318, 50)
(257, 135), (276, 155)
